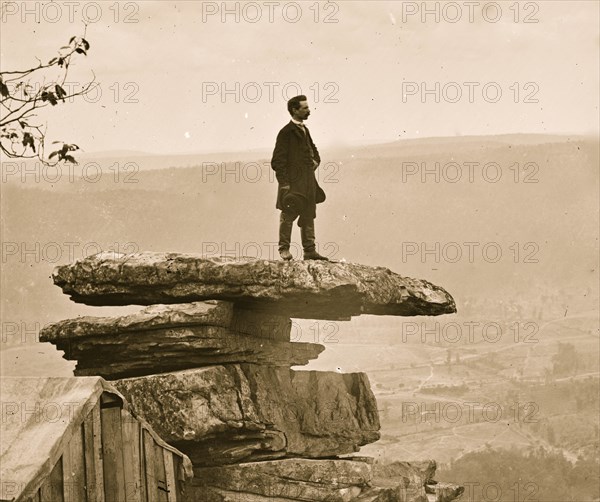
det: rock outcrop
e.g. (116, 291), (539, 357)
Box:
(52, 252), (456, 319)
(42, 251), (463, 501)
(112, 364), (380, 466)
(189, 458), (374, 501)
(186, 458), (463, 502)
(40, 301), (321, 379)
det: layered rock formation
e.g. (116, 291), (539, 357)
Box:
(41, 301), (322, 378)
(189, 459), (464, 502)
(112, 364), (380, 466)
(42, 251), (463, 501)
(52, 252), (456, 319)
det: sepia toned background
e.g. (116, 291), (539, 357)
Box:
(1, 1), (599, 500)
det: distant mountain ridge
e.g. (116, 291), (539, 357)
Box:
(8, 133), (595, 175)
(1, 133), (597, 346)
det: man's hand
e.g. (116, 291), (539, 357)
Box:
(279, 184), (291, 201)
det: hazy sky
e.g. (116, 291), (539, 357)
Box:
(1, 0), (598, 154)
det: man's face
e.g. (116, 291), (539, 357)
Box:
(294, 101), (311, 121)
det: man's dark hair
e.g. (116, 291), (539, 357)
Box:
(287, 95), (307, 116)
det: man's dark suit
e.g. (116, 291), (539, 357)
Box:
(271, 121), (326, 221)
(271, 121), (326, 253)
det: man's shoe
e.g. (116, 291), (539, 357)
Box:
(280, 249), (293, 261)
(303, 250), (329, 261)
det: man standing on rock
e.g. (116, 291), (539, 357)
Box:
(271, 95), (329, 261)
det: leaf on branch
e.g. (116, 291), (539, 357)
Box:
(0, 81), (9, 98)
(69, 36), (76, 44)
(57, 58), (64, 67)
(41, 91), (58, 105)
(48, 57), (58, 65)
(22, 132), (36, 153)
(48, 143), (78, 164)
(55, 84), (67, 102)
(18, 120), (27, 128)
(82, 38), (90, 50)
(75, 48), (87, 56)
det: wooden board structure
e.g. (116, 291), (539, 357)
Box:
(0, 377), (193, 502)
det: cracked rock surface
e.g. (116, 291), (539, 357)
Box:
(52, 252), (457, 319)
(40, 301), (314, 379)
(113, 364), (381, 466)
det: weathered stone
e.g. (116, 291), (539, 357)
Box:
(431, 482), (465, 502)
(191, 458), (372, 501)
(181, 458), (461, 502)
(39, 248), (467, 500)
(52, 252), (456, 319)
(113, 364), (381, 466)
(40, 302), (318, 379)
(184, 486), (403, 502)
(373, 461), (437, 502)
(49, 327), (323, 379)
(356, 486), (409, 502)
(41, 300), (292, 342)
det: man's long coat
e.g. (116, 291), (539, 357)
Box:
(271, 121), (326, 220)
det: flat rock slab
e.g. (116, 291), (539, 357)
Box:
(40, 300), (292, 342)
(183, 458), (463, 502)
(39, 301), (315, 378)
(113, 364), (381, 466)
(52, 252), (457, 319)
(185, 486), (406, 502)
(191, 458), (372, 501)
(41, 325), (324, 379)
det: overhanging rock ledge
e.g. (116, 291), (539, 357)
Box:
(52, 251), (457, 320)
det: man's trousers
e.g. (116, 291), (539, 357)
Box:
(278, 211), (316, 253)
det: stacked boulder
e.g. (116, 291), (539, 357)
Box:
(41, 252), (463, 501)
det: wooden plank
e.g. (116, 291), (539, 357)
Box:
(121, 408), (142, 502)
(138, 426), (147, 502)
(142, 429), (158, 502)
(162, 450), (177, 502)
(153, 441), (168, 502)
(83, 402), (105, 502)
(92, 403), (106, 502)
(171, 455), (184, 502)
(63, 423), (86, 502)
(39, 457), (64, 502)
(61, 440), (72, 502)
(101, 406), (126, 502)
